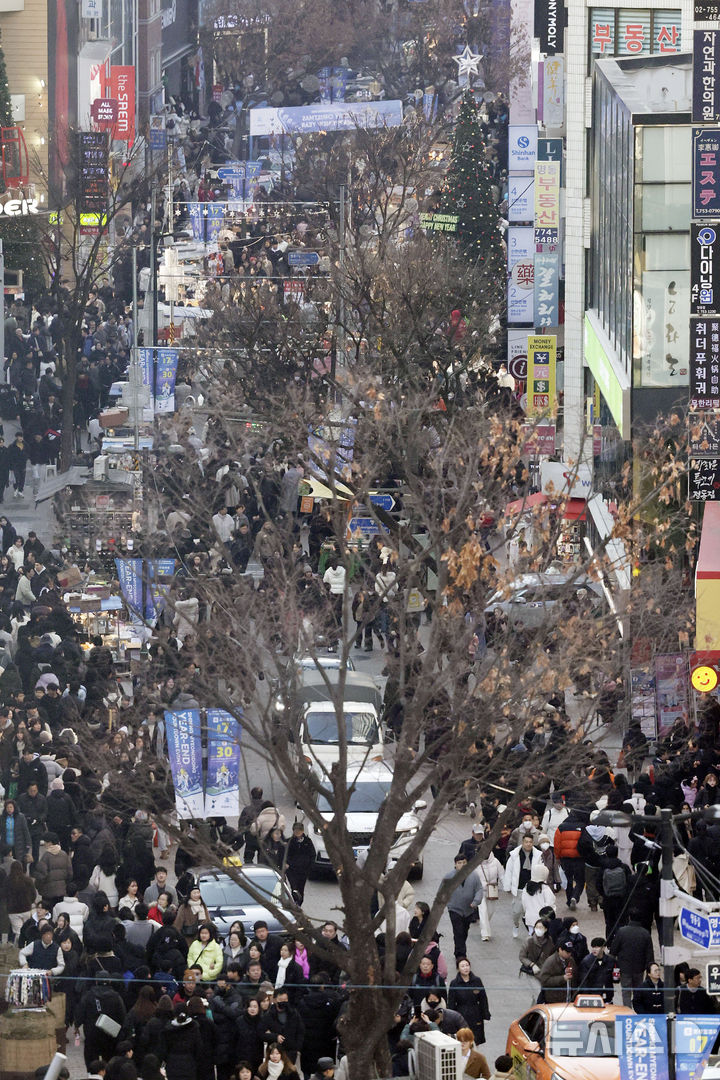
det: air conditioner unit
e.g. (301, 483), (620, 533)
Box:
(414, 1030), (462, 1080)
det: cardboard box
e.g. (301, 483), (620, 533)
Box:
(99, 408), (129, 429)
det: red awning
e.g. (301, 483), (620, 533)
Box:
(563, 499), (587, 522)
(505, 492), (549, 516)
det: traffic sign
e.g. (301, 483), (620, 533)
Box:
(347, 516), (387, 540)
(369, 493), (396, 512)
(707, 962), (720, 994)
(287, 250), (320, 267)
(680, 907), (711, 949)
(709, 913), (720, 946)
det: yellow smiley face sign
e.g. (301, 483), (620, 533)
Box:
(692, 665), (719, 693)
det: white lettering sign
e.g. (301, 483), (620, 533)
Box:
(0, 198), (39, 218)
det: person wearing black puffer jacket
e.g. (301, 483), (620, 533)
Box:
(297, 976), (341, 1077)
(208, 973), (242, 1080)
(234, 996), (266, 1074)
(160, 1006), (203, 1080)
(84, 891), (117, 953)
(147, 908), (189, 979)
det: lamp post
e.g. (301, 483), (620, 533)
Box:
(595, 804), (720, 1015)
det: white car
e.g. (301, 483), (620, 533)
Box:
(485, 572), (604, 628)
(299, 699), (384, 769)
(309, 762), (426, 879)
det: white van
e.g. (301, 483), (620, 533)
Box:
(299, 699), (384, 769)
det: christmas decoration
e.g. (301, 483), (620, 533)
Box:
(441, 91), (503, 270)
(453, 45), (483, 79)
(0, 35), (11, 132)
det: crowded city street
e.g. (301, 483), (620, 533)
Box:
(0, 0), (718, 1079)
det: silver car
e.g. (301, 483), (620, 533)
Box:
(197, 865), (293, 937)
(485, 572), (604, 628)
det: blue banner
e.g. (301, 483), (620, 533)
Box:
(115, 558), (144, 623)
(615, 1016), (669, 1080)
(188, 202), (204, 240)
(318, 67), (331, 102)
(675, 1016), (720, 1080)
(250, 100), (403, 137)
(331, 66), (348, 102)
(138, 348), (154, 388)
(165, 710), (205, 819)
(155, 348), (179, 413)
(206, 202), (225, 241)
(204, 708), (242, 816)
(145, 558), (176, 621)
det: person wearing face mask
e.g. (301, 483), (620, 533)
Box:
(537, 834), (562, 892)
(521, 864), (556, 933)
(541, 792), (569, 842)
(507, 814), (541, 853)
(518, 920), (555, 989)
(503, 834), (543, 939)
(561, 916), (589, 963)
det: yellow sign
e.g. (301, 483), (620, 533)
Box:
(527, 334), (556, 416)
(534, 160), (560, 236)
(691, 665), (719, 693)
(79, 212), (108, 227)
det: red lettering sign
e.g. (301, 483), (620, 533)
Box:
(109, 66), (135, 144)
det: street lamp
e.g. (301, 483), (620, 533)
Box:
(594, 805), (720, 1014)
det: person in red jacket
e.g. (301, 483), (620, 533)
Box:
(554, 809), (589, 910)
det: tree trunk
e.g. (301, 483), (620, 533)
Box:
(344, 986), (400, 1077)
(59, 332), (79, 473)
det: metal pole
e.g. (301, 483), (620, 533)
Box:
(337, 184), (346, 375)
(150, 182), (158, 347)
(659, 806), (676, 1016)
(131, 246), (140, 453)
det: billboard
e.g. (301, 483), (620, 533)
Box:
(249, 100), (403, 136)
(109, 65), (135, 144)
(527, 334), (557, 415)
(534, 160), (560, 244)
(534, 249), (560, 328)
(540, 56), (565, 129)
(691, 224), (720, 317)
(508, 226), (535, 323)
(534, 0), (565, 53)
(508, 175), (534, 221)
(690, 316), (720, 410)
(692, 127), (720, 221)
(509, 126), (538, 171)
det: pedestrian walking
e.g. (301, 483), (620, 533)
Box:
(443, 852), (484, 959)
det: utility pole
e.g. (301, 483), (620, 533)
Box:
(337, 184), (346, 377)
(150, 181), (158, 348)
(131, 245), (140, 454)
(660, 806), (676, 1017)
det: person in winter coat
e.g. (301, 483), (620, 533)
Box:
(503, 834), (544, 938)
(34, 832), (73, 907)
(148, 909), (189, 979)
(541, 793), (569, 842)
(695, 772), (720, 809)
(297, 976), (341, 1076)
(443, 852), (484, 959)
(261, 989), (306, 1059)
(174, 884), (211, 939)
(274, 940), (306, 1002)
(121, 985), (158, 1069)
(448, 958), (491, 1045)
(207, 975), (241, 1079)
(89, 848), (120, 909)
(257, 1044), (300, 1080)
(285, 821), (316, 904)
(18, 919), (65, 973)
(538, 939), (578, 1003)
(233, 996), (266, 1075)
(633, 962), (665, 1014)
(143, 994), (175, 1055)
(53, 883), (89, 938)
(577, 937), (617, 1002)
(74, 972), (127, 1068)
(410, 955), (447, 1005)
(577, 817), (617, 912)
(1, 799), (32, 867)
(187, 921), (224, 981)
(521, 864), (556, 933)
(610, 911), (654, 1006)
(6, 859), (37, 938)
(477, 849), (503, 941)
(596, 844), (632, 939)
(187, 995), (218, 1080)
(554, 809), (588, 909)
(70, 825), (95, 890)
(45, 778), (76, 851)
(519, 920), (555, 977)
(84, 891), (117, 953)
(252, 803), (286, 843)
(160, 1008), (204, 1080)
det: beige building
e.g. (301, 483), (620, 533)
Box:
(0, 0), (49, 189)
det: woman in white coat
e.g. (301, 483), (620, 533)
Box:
(477, 850), (503, 941)
(521, 863), (556, 933)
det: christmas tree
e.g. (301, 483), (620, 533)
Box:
(442, 90), (502, 269)
(0, 32), (12, 130)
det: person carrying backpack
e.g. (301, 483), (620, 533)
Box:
(597, 844), (631, 939)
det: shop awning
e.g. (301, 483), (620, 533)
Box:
(563, 499), (587, 522)
(504, 492), (549, 516)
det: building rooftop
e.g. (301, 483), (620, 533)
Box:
(595, 52), (692, 122)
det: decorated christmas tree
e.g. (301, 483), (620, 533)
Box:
(0, 32), (12, 130)
(442, 90), (502, 269)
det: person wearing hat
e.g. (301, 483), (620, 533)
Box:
(538, 940), (578, 1003)
(285, 821), (316, 904)
(46, 777), (77, 852)
(459, 822), (486, 861)
(312, 1057), (336, 1080)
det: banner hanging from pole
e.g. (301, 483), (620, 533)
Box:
(204, 708), (242, 816)
(166, 710), (204, 819)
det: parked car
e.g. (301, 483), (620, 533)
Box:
(307, 762), (426, 879)
(196, 865), (292, 937)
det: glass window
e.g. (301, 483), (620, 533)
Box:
(638, 184), (690, 232)
(641, 127), (691, 183)
(304, 711), (379, 745)
(317, 782), (391, 813)
(617, 10), (651, 56)
(519, 1012), (546, 1043)
(643, 232), (690, 271)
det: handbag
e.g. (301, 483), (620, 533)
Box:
(96, 1013), (122, 1038)
(486, 883), (499, 900)
(182, 919), (199, 938)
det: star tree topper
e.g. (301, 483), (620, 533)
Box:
(453, 45), (483, 78)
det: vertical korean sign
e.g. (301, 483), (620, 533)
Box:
(692, 128), (720, 221)
(693, 31), (720, 125)
(166, 710), (204, 819)
(109, 66), (135, 144)
(534, 160), (560, 244)
(204, 709), (242, 816)
(527, 334), (556, 415)
(534, 249), (560, 328)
